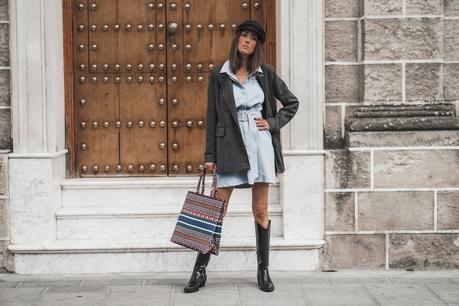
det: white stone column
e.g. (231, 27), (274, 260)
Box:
(8, 0), (66, 245)
(277, 0), (325, 241)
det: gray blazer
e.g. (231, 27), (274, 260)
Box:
(204, 63), (299, 174)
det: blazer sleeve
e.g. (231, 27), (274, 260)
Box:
(265, 68), (299, 133)
(204, 70), (218, 163)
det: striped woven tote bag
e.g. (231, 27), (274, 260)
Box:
(170, 168), (226, 255)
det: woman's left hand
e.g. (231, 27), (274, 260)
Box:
(255, 118), (270, 131)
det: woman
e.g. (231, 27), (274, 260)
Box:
(184, 20), (299, 293)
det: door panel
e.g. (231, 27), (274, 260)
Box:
(88, 0), (118, 72)
(75, 0), (120, 176)
(119, 74), (167, 175)
(117, 0), (168, 176)
(72, 0), (275, 177)
(117, 0), (159, 73)
(76, 78), (120, 175)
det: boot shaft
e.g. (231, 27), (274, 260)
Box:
(193, 252), (211, 270)
(255, 220), (271, 268)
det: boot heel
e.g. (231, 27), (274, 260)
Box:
(183, 252), (211, 293)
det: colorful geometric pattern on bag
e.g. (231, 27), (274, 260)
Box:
(182, 207), (223, 224)
(170, 168), (225, 255)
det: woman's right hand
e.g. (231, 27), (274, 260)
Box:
(204, 162), (216, 171)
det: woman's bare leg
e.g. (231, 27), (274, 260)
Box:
(251, 183), (269, 228)
(216, 187), (234, 216)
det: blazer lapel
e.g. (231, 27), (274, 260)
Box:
(217, 73), (238, 126)
(256, 73), (273, 117)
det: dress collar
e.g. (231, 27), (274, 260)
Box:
(219, 60), (263, 81)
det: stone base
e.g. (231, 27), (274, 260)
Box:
(324, 128), (459, 270)
(322, 233), (459, 270)
(9, 238), (324, 274)
(346, 130), (459, 147)
(345, 104), (459, 132)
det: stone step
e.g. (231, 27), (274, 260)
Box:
(8, 238), (325, 274)
(55, 205), (283, 240)
(61, 178), (280, 207)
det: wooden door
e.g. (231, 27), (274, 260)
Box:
(70, 0), (275, 177)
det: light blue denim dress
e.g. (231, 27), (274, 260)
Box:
(216, 60), (276, 188)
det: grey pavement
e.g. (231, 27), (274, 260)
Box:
(0, 270), (458, 305)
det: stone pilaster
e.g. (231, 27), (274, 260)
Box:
(278, 0), (324, 150)
(0, 150), (10, 271)
(10, 0), (65, 153)
(8, 0), (66, 248)
(278, 0), (325, 242)
(0, 0), (10, 272)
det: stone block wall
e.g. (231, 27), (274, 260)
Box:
(323, 133), (459, 270)
(0, 0), (10, 272)
(323, 0), (459, 270)
(325, 0), (459, 148)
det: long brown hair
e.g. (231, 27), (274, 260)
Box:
(228, 31), (264, 74)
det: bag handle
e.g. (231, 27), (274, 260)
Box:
(196, 166), (218, 197)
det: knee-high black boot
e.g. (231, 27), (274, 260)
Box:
(255, 220), (275, 292)
(183, 252), (211, 293)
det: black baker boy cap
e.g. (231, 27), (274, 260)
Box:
(236, 20), (266, 45)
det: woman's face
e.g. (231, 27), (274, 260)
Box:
(237, 30), (258, 57)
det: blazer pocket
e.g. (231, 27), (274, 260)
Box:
(216, 127), (225, 137)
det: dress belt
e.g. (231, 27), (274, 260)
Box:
(237, 111), (262, 122)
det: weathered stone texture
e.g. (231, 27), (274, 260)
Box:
(350, 103), (455, 117)
(364, 0), (402, 15)
(374, 150), (459, 188)
(326, 21), (358, 62)
(445, 20), (459, 61)
(322, 234), (386, 269)
(0, 24), (8, 52)
(406, 63), (442, 102)
(0, 108), (11, 150)
(0, 155), (7, 195)
(406, 0), (443, 14)
(0, 3), (8, 68)
(0, 70), (10, 107)
(358, 192), (434, 230)
(326, 150), (371, 189)
(325, 192), (355, 231)
(364, 64), (402, 102)
(0, 51), (9, 67)
(0, 23), (10, 66)
(344, 105), (358, 121)
(326, 65), (361, 103)
(444, 0), (459, 16)
(0, 0), (7, 20)
(0, 240), (7, 272)
(324, 106), (343, 149)
(364, 18), (443, 60)
(389, 233), (459, 269)
(437, 191), (459, 230)
(444, 64), (459, 101)
(345, 102), (459, 131)
(325, 0), (362, 17)
(346, 131), (459, 147)
(0, 198), (7, 237)
(347, 116), (459, 131)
